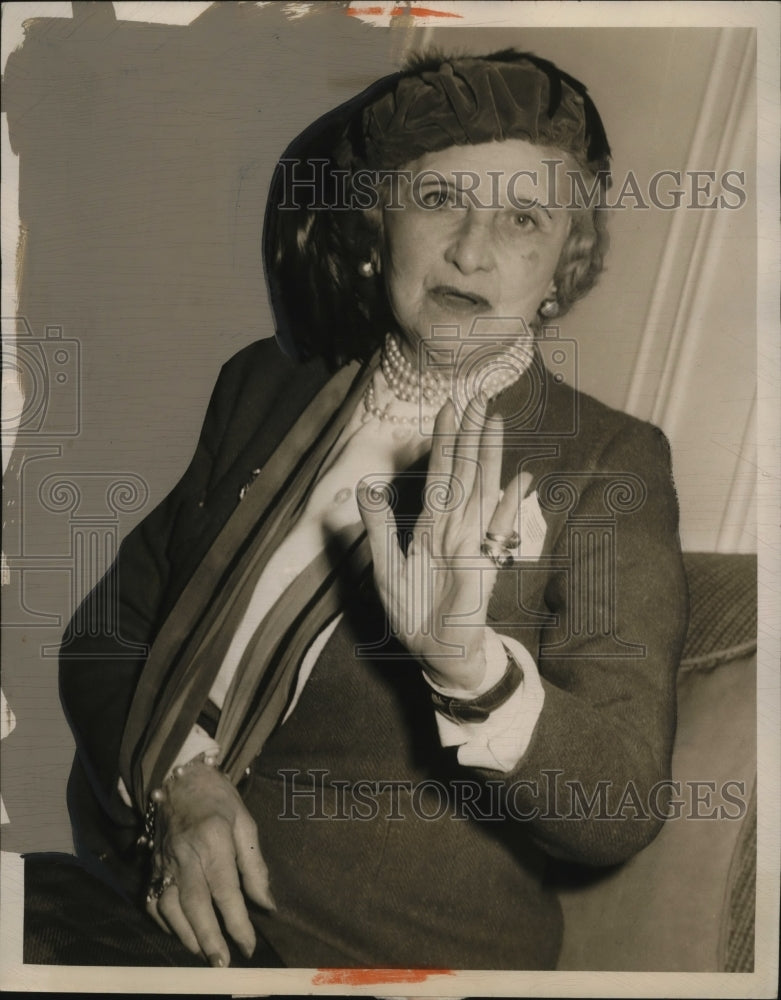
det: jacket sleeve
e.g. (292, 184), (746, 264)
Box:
(479, 419), (689, 866)
(59, 351), (245, 831)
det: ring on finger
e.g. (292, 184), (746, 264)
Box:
(146, 872), (177, 903)
(484, 530), (520, 551)
(480, 541), (515, 569)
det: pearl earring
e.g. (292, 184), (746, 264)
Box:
(358, 260), (375, 278)
(539, 296), (559, 319)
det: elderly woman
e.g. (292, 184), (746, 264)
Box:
(53, 49), (687, 970)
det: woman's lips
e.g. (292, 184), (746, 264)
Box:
(428, 285), (491, 315)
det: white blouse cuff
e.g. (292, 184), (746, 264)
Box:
(428, 628), (545, 773)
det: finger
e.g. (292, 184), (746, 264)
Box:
(423, 402), (458, 548)
(407, 524), (433, 640)
(449, 397), (488, 510)
(356, 480), (392, 583)
(204, 848), (257, 961)
(177, 858), (231, 968)
(154, 886), (202, 956)
(462, 414), (503, 541)
(356, 479), (404, 613)
(426, 399), (458, 483)
(487, 469), (534, 538)
(145, 858), (176, 937)
(145, 897), (173, 937)
(234, 809), (275, 912)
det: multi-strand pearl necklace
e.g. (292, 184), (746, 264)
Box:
(363, 332), (535, 425)
(380, 333), (449, 407)
(364, 333), (448, 425)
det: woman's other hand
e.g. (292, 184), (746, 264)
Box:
(359, 399), (530, 693)
(145, 759), (274, 967)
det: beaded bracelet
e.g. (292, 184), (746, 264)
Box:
(136, 751), (220, 851)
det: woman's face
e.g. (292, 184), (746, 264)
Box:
(380, 139), (573, 356)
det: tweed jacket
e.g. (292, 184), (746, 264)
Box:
(59, 335), (688, 967)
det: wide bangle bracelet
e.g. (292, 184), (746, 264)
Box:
(430, 649), (524, 724)
(136, 751), (220, 851)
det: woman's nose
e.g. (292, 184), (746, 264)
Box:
(443, 212), (494, 274)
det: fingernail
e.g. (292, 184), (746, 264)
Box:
(241, 941), (256, 959)
(208, 953), (225, 968)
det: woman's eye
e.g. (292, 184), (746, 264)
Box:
(420, 187), (453, 208)
(513, 212), (537, 229)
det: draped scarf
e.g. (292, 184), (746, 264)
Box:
(119, 355), (378, 808)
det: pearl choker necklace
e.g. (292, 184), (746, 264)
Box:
(381, 333), (449, 407)
(364, 331), (535, 424)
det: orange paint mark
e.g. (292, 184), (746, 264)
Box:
(346, 4), (463, 16)
(391, 5), (463, 15)
(312, 968), (454, 986)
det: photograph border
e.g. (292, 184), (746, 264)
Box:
(1, 1), (778, 996)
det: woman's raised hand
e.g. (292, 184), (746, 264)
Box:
(145, 759), (274, 967)
(359, 399), (528, 693)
